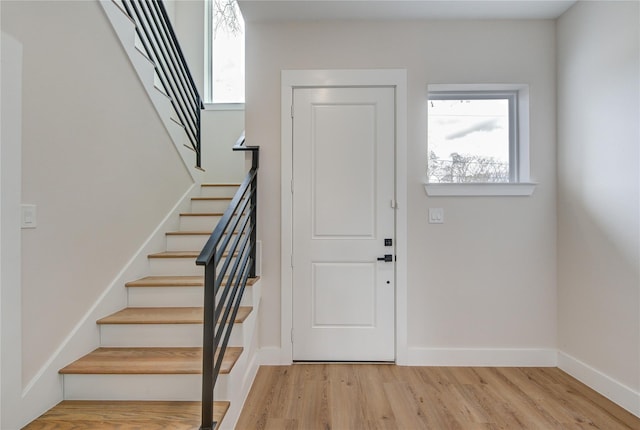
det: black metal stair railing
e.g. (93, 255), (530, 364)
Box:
(197, 135), (259, 430)
(120, 0), (204, 168)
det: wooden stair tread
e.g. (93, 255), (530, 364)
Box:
(126, 276), (204, 287)
(148, 251), (199, 258)
(125, 275), (259, 288)
(148, 251), (239, 259)
(180, 212), (224, 217)
(166, 230), (212, 236)
(166, 231), (238, 236)
(192, 197), (232, 201)
(97, 306), (252, 325)
(59, 347), (242, 375)
(23, 400), (228, 430)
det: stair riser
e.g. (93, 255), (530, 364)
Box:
(246, 281), (261, 309)
(63, 374), (201, 401)
(127, 285), (253, 308)
(128, 286), (203, 307)
(166, 233), (244, 252)
(191, 199), (232, 213)
(180, 215), (223, 231)
(149, 257), (237, 276)
(149, 258), (201, 276)
(166, 234), (210, 252)
(200, 186), (238, 198)
(63, 362), (243, 401)
(214, 349), (248, 401)
(99, 322), (245, 348)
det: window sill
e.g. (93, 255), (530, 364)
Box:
(424, 182), (537, 197)
(204, 103), (245, 111)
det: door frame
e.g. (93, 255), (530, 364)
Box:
(280, 69), (408, 364)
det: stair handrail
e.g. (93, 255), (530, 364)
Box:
(119, 0), (204, 168)
(196, 136), (259, 430)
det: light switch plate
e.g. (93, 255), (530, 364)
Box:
(428, 207), (444, 224)
(21, 204), (37, 229)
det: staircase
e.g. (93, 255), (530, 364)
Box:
(100, 0), (205, 179)
(24, 184), (261, 430)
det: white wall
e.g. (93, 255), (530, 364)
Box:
(1, 1), (192, 423)
(201, 109), (246, 183)
(557, 1), (640, 415)
(1, 30), (23, 430)
(245, 19), (557, 361)
(173, 0), (246, 183)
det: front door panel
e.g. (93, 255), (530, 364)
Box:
(292, 86), (395, 361)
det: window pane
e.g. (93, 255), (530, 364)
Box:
(211, 0), (244, 103)
(428, 98), (510, 183)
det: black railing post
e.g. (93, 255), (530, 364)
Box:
(196, 101), (202, 168)
(249, 150), (259, 278)
(200, 260), (217, 430)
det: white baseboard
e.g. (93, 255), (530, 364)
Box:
(558, 351), (640, 418)
(256, 347), (558, 368)
(259, 347), (288, 365)
(406, 347), (558, 367)
(17, 184), (198, 427)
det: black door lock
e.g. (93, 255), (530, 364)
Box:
(384, 238), (393, 246)
(377, 254), (393, 262)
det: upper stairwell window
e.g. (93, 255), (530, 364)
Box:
(425, 84), (535, 196)
(205, 0), (245, 106)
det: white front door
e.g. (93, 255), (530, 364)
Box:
(292, 86), (396, 361)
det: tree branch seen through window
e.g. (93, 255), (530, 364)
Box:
(428, 151), (509, 183)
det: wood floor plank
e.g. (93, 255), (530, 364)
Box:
(352, 365), (398, 429)
(22, 400), (228, 430)
(236, 365), (640, 430)
(328, 364), (360, 429)
(549, 368), (640, 429)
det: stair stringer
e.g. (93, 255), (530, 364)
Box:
(19, 183), (199, 425)
(99, 0), (203, 182)
(54, 183), (261, 429)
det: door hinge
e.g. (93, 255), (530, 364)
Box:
(390, 199), (398, 209)
(291, 328), (294, 344)
(291, 104), (294, 118)
(291, 179), (294, 195)
(290, 254), (294, 268)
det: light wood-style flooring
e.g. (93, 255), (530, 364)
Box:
(236, 364), (640, 430)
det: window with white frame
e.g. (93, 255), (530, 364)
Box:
(425, 84), (534, 196)
(204, 0), (245, 104)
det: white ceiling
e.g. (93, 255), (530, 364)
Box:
(238, 0), (577, 22)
